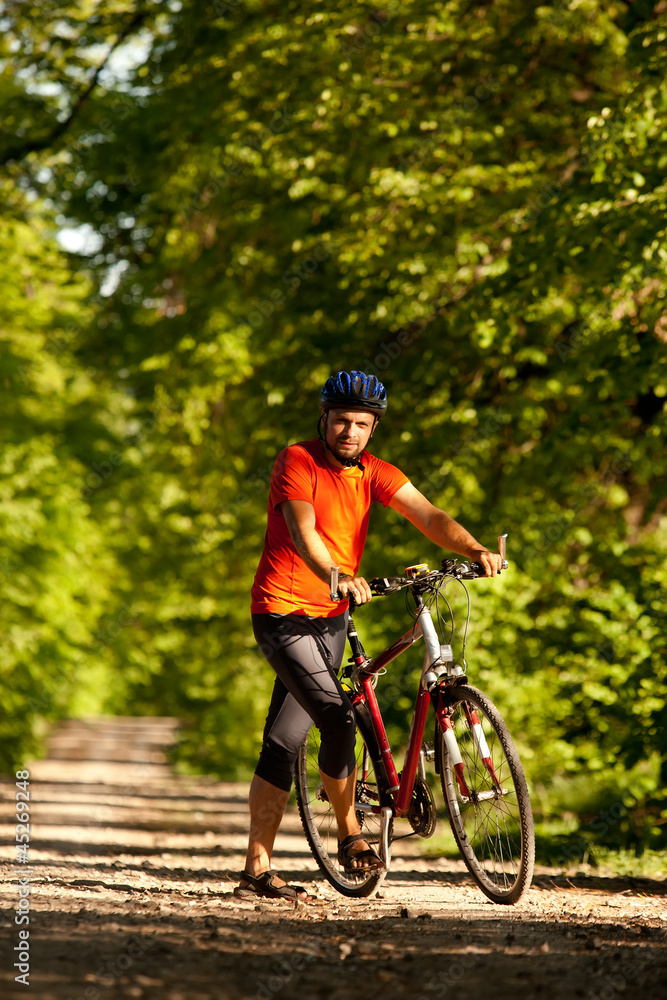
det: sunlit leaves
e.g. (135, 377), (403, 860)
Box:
(1, 1), (666, 847)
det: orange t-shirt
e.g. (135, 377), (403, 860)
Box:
(250, 439), (409, 617)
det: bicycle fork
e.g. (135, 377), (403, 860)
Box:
(433, 701), (471, 799)
(463, 703), (501, 787)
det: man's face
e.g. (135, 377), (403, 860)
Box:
(323, 408), (376, 464)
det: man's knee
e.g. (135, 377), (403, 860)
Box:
(317, 703), (356, 741)
(255, 735), (301, 791)
(316, 704), (357, 777)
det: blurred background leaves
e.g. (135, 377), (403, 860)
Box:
(1, 0), (666, 861)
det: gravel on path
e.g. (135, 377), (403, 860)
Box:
(1, 718), (665, 1000)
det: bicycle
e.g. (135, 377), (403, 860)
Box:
(294, 534), (535, 905)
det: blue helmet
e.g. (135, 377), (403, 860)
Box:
(320, 370), (387, 417)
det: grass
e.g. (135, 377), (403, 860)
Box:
(414, 814), (667, 880)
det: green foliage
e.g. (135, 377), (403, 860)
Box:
(1, 1), (666, 850)
(0, 191), (124, 768)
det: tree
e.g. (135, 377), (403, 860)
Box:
(0, 186), (127, 768)
(2, 0), (666, 849)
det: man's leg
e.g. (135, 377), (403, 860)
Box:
(242, 773), (289, 880)
(319, 767), (381, 869)
(238, 657), (314, 897)
(238, 774), (310, 900)
(247, 612), (382, 879)
(242, 764), (376, 874)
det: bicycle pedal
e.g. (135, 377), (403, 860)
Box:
(315, 783), (330, 803)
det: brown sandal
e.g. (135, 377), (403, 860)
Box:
(233, 869), (312, 902)
(337, 834), (385, 875)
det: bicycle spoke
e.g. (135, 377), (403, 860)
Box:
(294, 727), (387, 898)
(439, 684), (534, 904)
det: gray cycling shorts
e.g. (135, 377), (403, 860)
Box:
(251, 612), (356, 792)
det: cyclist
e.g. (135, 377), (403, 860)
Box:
(235, 369), (503, 901)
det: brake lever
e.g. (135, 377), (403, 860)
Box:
(454, 561), (486, 580)
(371, 577), (404, 595)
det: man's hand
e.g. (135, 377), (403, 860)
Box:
(338, 575), (373, 604)
(469, 550), (503, 577)
(388, 485), (505, 578)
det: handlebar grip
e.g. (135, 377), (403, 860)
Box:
(329, 565), (340, 602)
(332, 585), (357, 611)
(370, 576), (411, 594)
(466, 560), (507, 578)
(454, 560), (491, 580)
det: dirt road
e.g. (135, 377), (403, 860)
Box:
(1, 718), (666, 1000)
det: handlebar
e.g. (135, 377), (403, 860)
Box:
(331, 533), (509, 604)
(369, 559), (488, 596)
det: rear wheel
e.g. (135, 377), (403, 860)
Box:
(437, 684), (534, 904)
(294, 725), (388, 898)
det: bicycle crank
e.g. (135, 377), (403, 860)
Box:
(406, 774), (437, 837)
(379, 806), (393, 867)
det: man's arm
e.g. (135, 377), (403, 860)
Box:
(388, 482), (503, 577)
(279, 500), (373, 602)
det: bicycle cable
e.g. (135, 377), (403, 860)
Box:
(457, 578), (472, 662)
(435, 583), (455, 647)
(404, 585), (418, 624)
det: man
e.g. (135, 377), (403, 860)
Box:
(235, 370), (502, 901)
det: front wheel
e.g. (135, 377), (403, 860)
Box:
(436, 684), (535, 904)
(294, 726), (388, 898)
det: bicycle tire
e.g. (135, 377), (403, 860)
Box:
(436, 684), (534, 904)
(294, 725), (388, 898)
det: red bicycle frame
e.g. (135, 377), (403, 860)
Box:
(346, 599), (461, 817)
